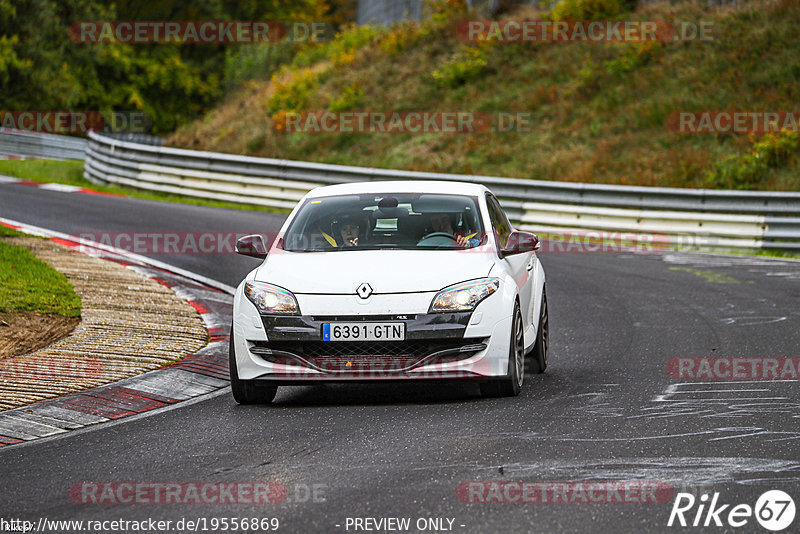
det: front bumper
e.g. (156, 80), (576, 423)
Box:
(234, 314), (512, 382)
(232, 285), (514, 382)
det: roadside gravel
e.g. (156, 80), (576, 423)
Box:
(0, 237), (208, 410)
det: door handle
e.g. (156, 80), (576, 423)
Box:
(526, 260), (534, 271)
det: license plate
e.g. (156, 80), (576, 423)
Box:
(322, 322), (405, 341)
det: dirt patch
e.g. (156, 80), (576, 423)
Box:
(0, 311), (80, 359)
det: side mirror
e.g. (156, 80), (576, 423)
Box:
(501, 231), (539, 256)
(236, 235), (268, 259)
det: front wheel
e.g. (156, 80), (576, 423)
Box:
(480, 301), (524, 398)
(229, 326), (278, 404)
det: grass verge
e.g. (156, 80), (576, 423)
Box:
(0, 237), (81, 317)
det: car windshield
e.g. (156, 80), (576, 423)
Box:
(282, 193), (484, 251)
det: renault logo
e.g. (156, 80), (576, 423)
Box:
(356, 283), (373, 299)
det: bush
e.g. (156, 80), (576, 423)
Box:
(551, 0), (624, 20)
(706, 131), (800, 189)
(754, 129), (800, 168)
(432, 46), (488, 88)
(603, 42), (659, 76)
(379, 21), (420, 55)
(290, 25), (382, 69)
(267, 68), (319, 115)
(424, 0), (468, 27)
(329, 83), (365, 111)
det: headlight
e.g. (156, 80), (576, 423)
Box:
(429, 278), (500, 313)
(244, 281), (300, 315)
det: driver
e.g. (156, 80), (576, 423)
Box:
(427, 212), (480, 248)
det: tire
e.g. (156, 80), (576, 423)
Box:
(527, 286), (549, 375)
(229, 325), (278, 405)
(480, 301), (524, 398)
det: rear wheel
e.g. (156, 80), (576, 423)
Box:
(480, 301), (523, 398)
(527, 287), (549, 375)
(229, 325), (278, 404)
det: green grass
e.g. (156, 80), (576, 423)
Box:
(0, 159), (288, 214)
(0, 159), (84, 184)
(0, 239), (81, 317)
(0, 225), (25, 237)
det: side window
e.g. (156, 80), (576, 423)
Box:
(486, 195), (511, 251)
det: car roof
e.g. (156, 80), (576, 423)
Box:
(305, 180), (490, 198)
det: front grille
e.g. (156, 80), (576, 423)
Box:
(249, 338), (485, 374)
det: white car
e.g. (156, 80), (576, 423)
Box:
(230, 181), (548, 404)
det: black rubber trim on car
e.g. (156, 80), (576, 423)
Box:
(249, 343), (487, 374)
(260, 312), (472, 341)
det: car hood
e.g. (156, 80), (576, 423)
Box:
(255, 249), (494, 294)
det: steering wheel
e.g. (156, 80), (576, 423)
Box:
(417, 232), (459, 246)
(419, 232), (458, 241)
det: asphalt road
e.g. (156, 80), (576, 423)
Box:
(1, 182), (799, 533)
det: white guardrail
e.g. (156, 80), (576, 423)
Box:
(0, 129), (88, 160)
(84, 130), (800, 252)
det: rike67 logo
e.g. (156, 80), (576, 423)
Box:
(668, 490), (795, 531)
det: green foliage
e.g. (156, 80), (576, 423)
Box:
(173, 0), (800, 192)
(754, 130), (800, 168)
(707, 131), (800, 189)
(245, 133), (266, 152)
(0, 0), (344, 134)
(423, 0), (467, 24)
(266, 25), (383, 116)
(603, 42), (658, 76)
(378, 0), (466, 56)
(0, 0), (225, 133)
(432, 46), (488, 88)
(267, 68), (320, 114)
(379, 21), (421, 55)
(329, 83), (364, 112)
(288, 24), (383, 70)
